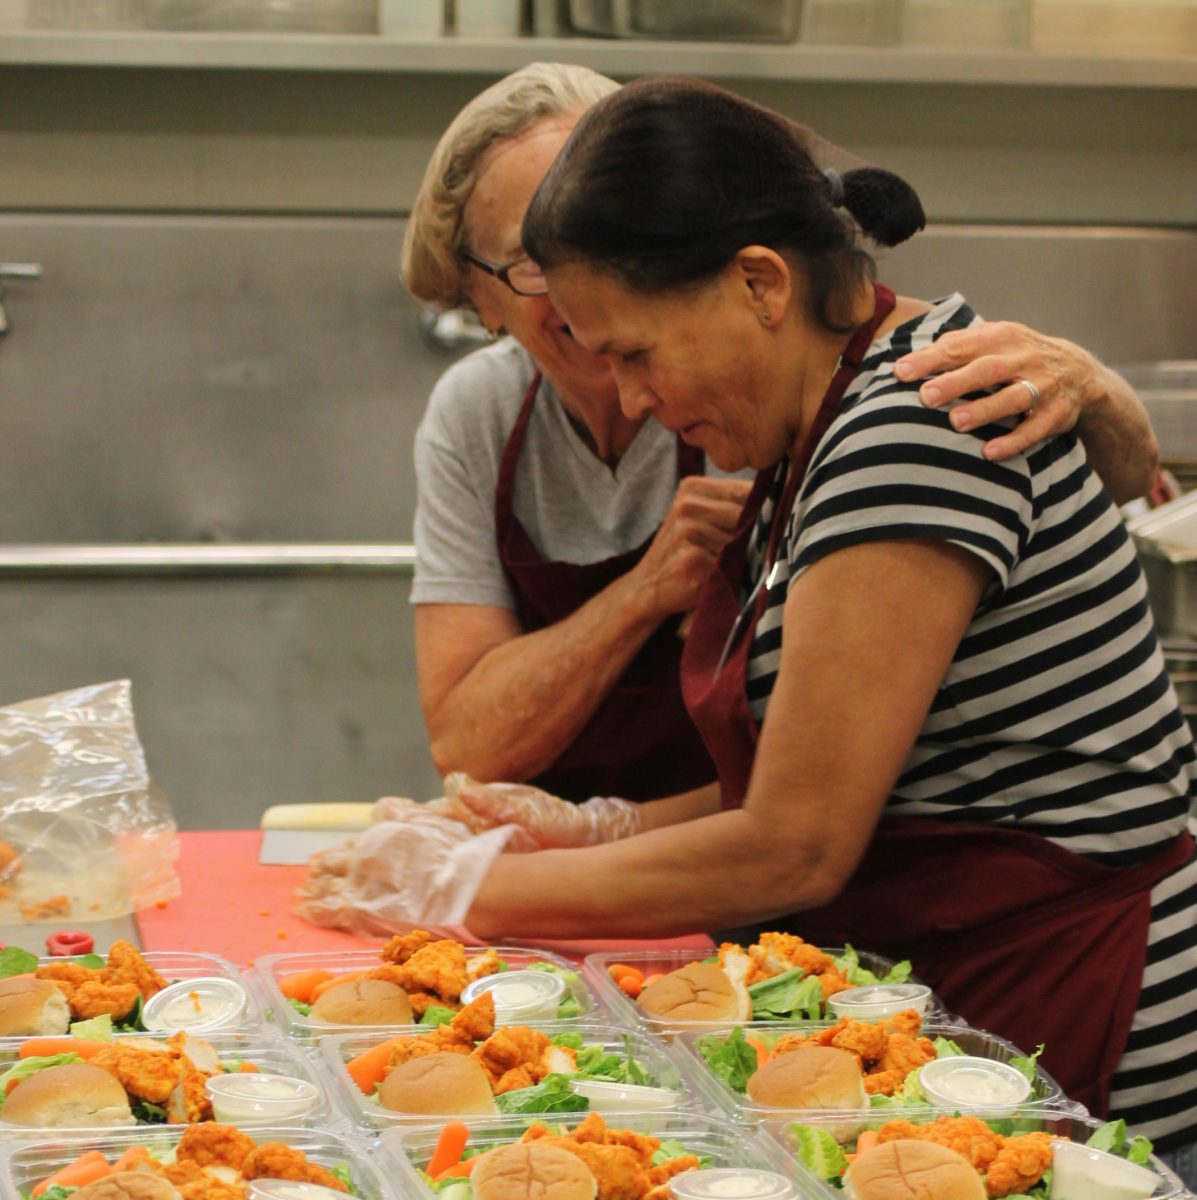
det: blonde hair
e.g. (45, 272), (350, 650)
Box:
(401, 62), (619, 311)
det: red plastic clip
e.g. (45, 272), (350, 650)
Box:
(46, 930), (95, 956)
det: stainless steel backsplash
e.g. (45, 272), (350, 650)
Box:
(1, 213), (1193, 828)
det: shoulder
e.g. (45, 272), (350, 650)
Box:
(418, 338), (538, 456)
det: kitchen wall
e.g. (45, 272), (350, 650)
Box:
(0, 48), (1194, 828)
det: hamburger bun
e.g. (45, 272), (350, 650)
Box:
(377, 1051), (497, 1115)
(472, 1142), (597, 1200)
(637, 963), (749, 1023)
(308, 977), (413, 1025)
(747, 1046), (867, 1110)
(0, 977), (71, 1037)
(844, 1139), (986, 1200)
(1, 1062), (133, 1127)
(72, 1173), (183, 1200)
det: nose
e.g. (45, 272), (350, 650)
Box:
(611, 365), (656, 422)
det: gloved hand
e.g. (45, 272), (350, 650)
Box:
(294, 805), (521, 936)
(444, 772), (643, 848)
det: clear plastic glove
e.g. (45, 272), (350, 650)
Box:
(293, 807), (522, 936)
(444, 772), (643, 848)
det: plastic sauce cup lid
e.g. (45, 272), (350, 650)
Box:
(918, 1055), (1033, 1109)
(460, 969), (565, 1018)
(141, 977), (248, 1032)
(827, 984), (931, 1019)
(567, 1079), (680, 1112)
(204, 1072), (319, 1117)
(1048, 1140), (1160, 1200)
(668, 1168), (799, 1199)
(248, 1182), (349, 1200)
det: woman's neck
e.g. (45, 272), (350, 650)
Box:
(555, 383), (648, 466)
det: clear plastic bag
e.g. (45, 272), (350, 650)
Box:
(0, 679), (180, 922)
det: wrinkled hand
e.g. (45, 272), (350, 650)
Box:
(295, 805), (521, 934)
(894, 320), (1099, 462)
(445, 772), (643, 848)
(632, 476), (752, 619)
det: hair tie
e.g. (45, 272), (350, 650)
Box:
(824, 167), (845, 207)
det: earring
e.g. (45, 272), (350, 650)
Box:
(759, 310), (772, 325)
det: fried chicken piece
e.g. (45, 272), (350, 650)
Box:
(561, 1112), (613, 1145)
(716, 944), (754, 1021)
(983, 1133), (1055, 1198)
(36, 961), (91, 987)
(173, 1177), (245, 1200)
(602, 1126), (661, 1163)
(555, 1142), (650, 1200)
(105, 941), (168, 997)
(70, 979), (143, 1021)
(817, 969), (853, 1000)
(170, 1057), (216, 1123)
(748, 932), (834, 983)
(386, 1035), (466, 1070)
(389, 940), (470, 1005)
(436, 993), (495, 1045)
(466, 948), (502, 981)
(158, 1162), (209, 1191)
(647, 1158), (703, 1188)
(878, 1116), (1002, 1172)
(493, 1065), (537, 1094)
(867, 1032), (936, 1094)
(176, 1124), (257, 1172)
(473, 1025), (550, 1084)
(772, 1030), (829, 1057)
(879, 1009), (923, 1038)
(379, 930), (434, 965)
(241, 1145), (348, 1193)
(91, 1042), (182, 1103)
(830, 1018), (889, 1064)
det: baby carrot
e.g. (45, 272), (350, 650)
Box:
(435, 1157), (478, 1181)
(111, 1147), (151, 1173)
(618, 975), (643, 999)
(427, 1121), (471, 1178)
(277, 969), (336, 1004)
(855, 1131), (881, 1156)
(33, 1151), (111, 1197)
(345, 1037), (405, 1094)
(608, 964), (645, 987)
(18, 1038), (103, 1059)
(746, 1036), (772, 1067)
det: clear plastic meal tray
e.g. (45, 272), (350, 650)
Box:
(763, 1109), (1186, 1199)
(670, 1022), (1069, 1128)
(319, 1022), (705, 1132)
(584, 947), (947, 1037)
(0, 951), (263, 1050)
(253, 947), (599, 1040)
(380, 1111), (815, 1200)
(0, 1031), (337, 1140)
(0, 1126), (390, 1200)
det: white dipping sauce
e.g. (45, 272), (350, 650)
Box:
(141, 977), (248, 1032)
(918, 1056), (1032, 1110)
(669, 1169), (798, 1199)
(1049, 1140), (1160, 1200)
(459, 969), (565, 1022)
(205, 1072), (319, 1123)
(249, 1182), (348, 1200)
(567, 1079), (679, 1112)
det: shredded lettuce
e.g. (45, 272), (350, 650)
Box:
(789, 1122), (849, 1181)
(549, 1032), (585, 1050)
(0, 1054), (81, 1111)
(287, 997), (312, 1017)
(131, 1098), (169, 1124)
(68, 1014), (114, 1041)
(492, 1073), (589, 1115)
(432, 1182), (472, 1200)
(419, 1005), (458, 1027)
(932, 1036), (966, 1058)
(652, 1139), (711, 1168)
(1008, 1044), (1044, 1084)
(328, 1164), (354, 1192)
(696, 1027), (759, 1094)
(834, 944), (913, 987)
(0, 946), (38, 978)
(525, 963), (583, 1018)
(39, 1187), (74, 1200)
(556, 994), (582, 1020)
(1086, 1118), (1153, 1165)
(573, 1038), (651, 1086)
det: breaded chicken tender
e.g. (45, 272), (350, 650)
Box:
(91, 1042), (182, 1103)
(70, 980), (143, 1021)
(176, 1123), (257, 1171)
(466, 948), (502, 981)
(983, 1132), (1055, 1197)
(748, 932), (834, 983)
(878, 1116), (1003, 1172)
(241, 1144), (348, 1193)
(472, 1025), (550, 1084)
(106, 941), (169, 997)
(390, 940), (469, 1005)
(379, 930), (434, 964)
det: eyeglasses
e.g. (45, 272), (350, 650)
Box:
(459, 248), (548, 297)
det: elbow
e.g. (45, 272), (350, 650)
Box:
(752, 837), (855, 914)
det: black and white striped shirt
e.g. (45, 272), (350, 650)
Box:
(744, 293), (1197, 1147)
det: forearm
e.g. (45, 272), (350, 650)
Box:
(424, 576), (671, 783)
(466, 805), (834, 940)
(1075, 363), (1159, 504)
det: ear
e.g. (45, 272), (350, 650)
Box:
(733, 246), (793, 323)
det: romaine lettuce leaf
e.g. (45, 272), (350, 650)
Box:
(0, 946), (38, 978)
(834, 944), (912, 987)
(69, 1014), (114, 1041)
(1007, 1044), (1043, 1084)
(748, 970), (824, 1020)
(789, 1122), (849, 1181)
(696, 1027), (758, 1093)
(549, 1032), (584, 1050)
(492, 1073), (589, 1115)
(419, 1005), (458, 1027)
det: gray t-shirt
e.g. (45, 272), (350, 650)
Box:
(412, 339), (703, 610)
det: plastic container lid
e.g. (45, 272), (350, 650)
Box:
(248, 1183), (349, 1200)
(668, 1168), (799, 1199)
(459, 969), (565, 1023)
(918, 1055), (1032, 1110)
(827, 983), (932, 1020)
(1048, 1140), (1160, 1200)
(141, 977), (248, 1032)
(204, 1072), (319, 1123)
(567, 1079), (681, 1113)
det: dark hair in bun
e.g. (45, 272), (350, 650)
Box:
(523, 76), (924, 333)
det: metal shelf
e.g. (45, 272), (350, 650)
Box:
(0, 29), (1193, 88)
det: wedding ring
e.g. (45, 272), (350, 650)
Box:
(1017, 378), (1040, 411)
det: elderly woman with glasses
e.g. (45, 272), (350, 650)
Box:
(400, 63), (1159, 821)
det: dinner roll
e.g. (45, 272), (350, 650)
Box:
(308, 977), (413, 1025)
(0, 977), (71, 1037)
(472, 1142), (597, 1200)
(376, 1051), (498, 1115)
(1, 1062), (133, 1127)
(747, 1046), (867, 1110)
(637, 962), (749, 1023)
(844, 1139), (986, 1200)
(72, 1173), (183, 1200)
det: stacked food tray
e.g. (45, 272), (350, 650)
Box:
(0, 933), (1186, 1199)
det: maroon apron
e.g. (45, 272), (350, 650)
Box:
(496, 372), (717, 802)
(679, 284), (1195, 1115)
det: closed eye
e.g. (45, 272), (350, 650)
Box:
(620, 348), (647, 364)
